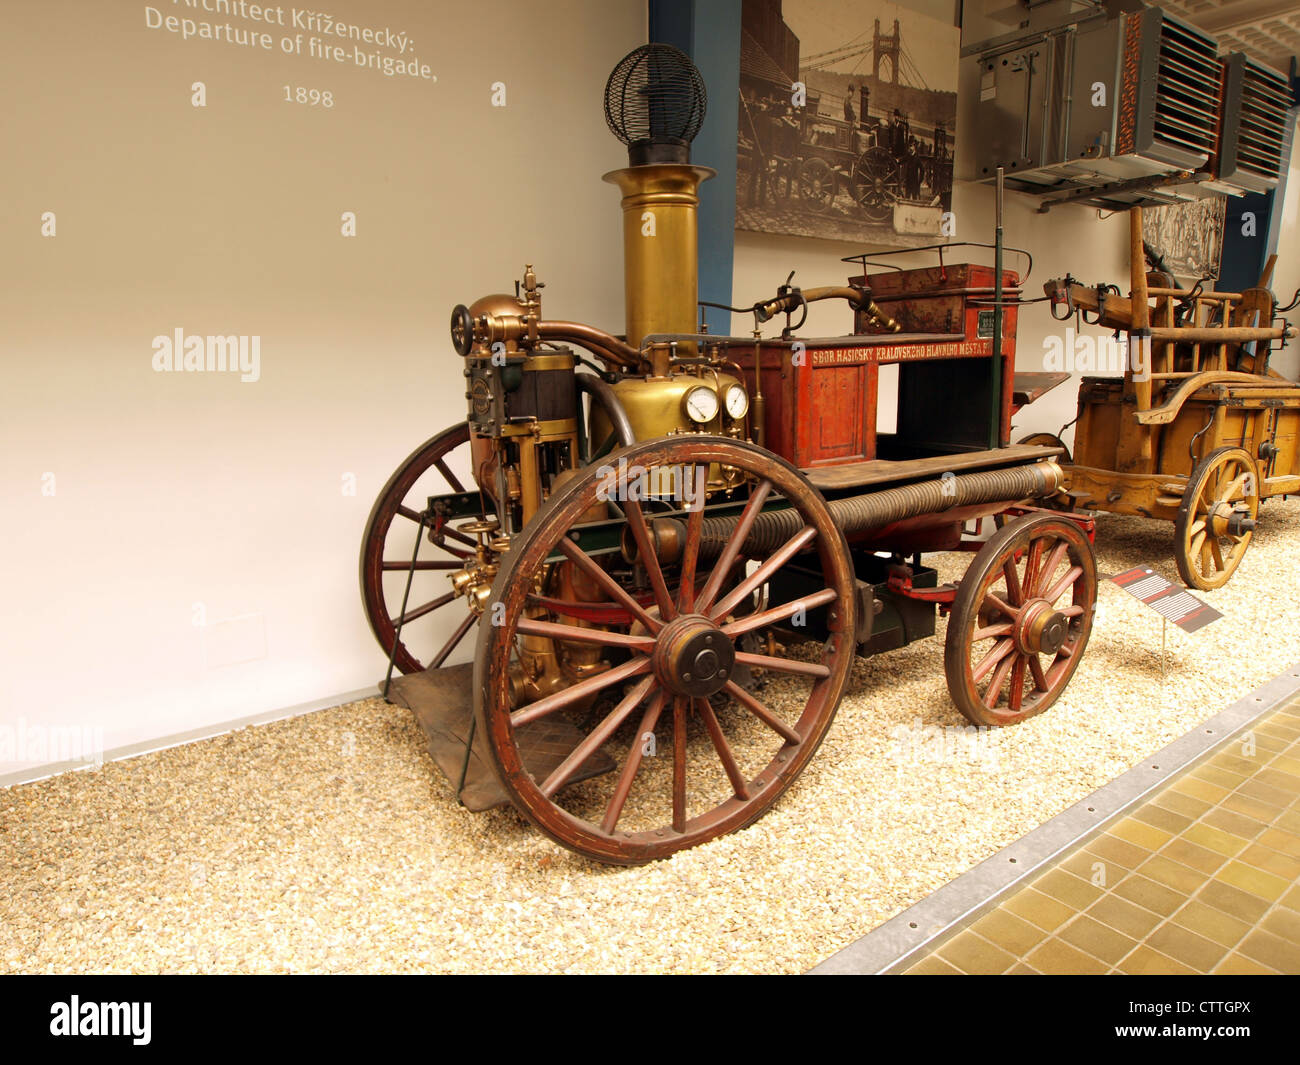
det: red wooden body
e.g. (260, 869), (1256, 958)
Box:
(735, 263), (1021, 471)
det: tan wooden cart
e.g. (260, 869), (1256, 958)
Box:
(1039, 207), (1299, 589)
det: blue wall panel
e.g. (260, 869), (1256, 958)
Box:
(650, 0), (742, 334)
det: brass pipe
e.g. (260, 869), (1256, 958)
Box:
(537, 321), (640, 368)
(754, 286), (865, 321)
(753, 286), (900, 332)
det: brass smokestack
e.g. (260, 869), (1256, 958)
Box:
(604, 164), (713, 350)
(602, 45), (712, 352)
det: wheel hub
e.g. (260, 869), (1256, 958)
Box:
(1207, 500), (1235, 538)
(1016, 598), (1068, 656)
(652, 614), (735, 697)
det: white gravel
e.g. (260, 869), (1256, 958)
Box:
(2, 498), (1298, 974)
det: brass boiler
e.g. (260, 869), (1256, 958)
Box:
(595, 161), (751, 464)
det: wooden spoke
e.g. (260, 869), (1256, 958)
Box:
(540, 676), (656, 799)
(709, 525), (818, 622)
(971, 637), (1015, 682)
(721, 588), (837, 638)
(695, 480), (772, 615)
(677, 465), (706, 614)
(430, 611), (477, 670)
(984, 592), (1018, 620)
(1022, 538), (1045, 600)
(1222, 472), (1250, 501)
(557, 537), (662, 633)
(983, 652), (1017, 709)
(1037, 541), (1069, 593)
(1028, 654), (1049, 690)
(1002, 557), (1024, 606)
(600, 692), (668, 835)
(723, 680), (802, 745)
(672, 696), (688, 832)
(1043, 564), (1084, 605)
(1045, 654), (1073, 687)
(437, 525), (479, 550)
(696, 697), (750, 800)
(515, 617), (655, 652)
(1008, 657), (1026, 713)
(393, 590), (456, 627)
(510, 657), (651, 727)
(433, 458), (465, 494)
(734, 650), (831, 679)
(623, 497), (676, 620)
(972, 622), (1014, 641)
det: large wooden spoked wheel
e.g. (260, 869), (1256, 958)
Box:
(359, 423), (486, 675)
(474, 438), (857, 864)
(945, 512), (1096, 727)
(850, 145), (900, 223)
(1175, 447), (1259, 590)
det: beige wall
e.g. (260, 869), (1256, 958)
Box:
(0, 0), (645, 777)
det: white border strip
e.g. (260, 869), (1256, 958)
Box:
(0, 686), (380, 790)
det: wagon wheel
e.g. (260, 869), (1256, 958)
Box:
(1174, 446), (1259, 590)
(850, 146), (900, 223)
(1016, 432), (1072, 466)
(797, 157), (837, 211)
(474, 437), (857, 864)
(945, 512), (1096, 727)
(359, 423), (487, 675)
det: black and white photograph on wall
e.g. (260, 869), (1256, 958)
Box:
(1142, 196), (1228, 281)
(736, 0), (958, 245)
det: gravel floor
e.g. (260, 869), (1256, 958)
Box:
(3, 498), (1299, 974)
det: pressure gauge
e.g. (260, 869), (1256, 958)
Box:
(724, 383), (749, 419)
(683, 385), (719, 424)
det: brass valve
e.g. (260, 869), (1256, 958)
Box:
(448, 518), (508, 615)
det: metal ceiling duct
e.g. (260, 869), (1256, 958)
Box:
(1210, 53), (1292, 194)
(957, 0), (1295, 211)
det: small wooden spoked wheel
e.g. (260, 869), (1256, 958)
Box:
(1015, 431), (1073, 465)
(359, 423), (486, 675)
(945, 512), (1097, 727)
(473, 438), (857, 864)
(1174, 447), (1259, 591)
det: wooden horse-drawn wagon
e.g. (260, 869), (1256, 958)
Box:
(1039, 207), (1299, 589)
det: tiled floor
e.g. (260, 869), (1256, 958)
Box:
(904, 696), (1300, 974)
